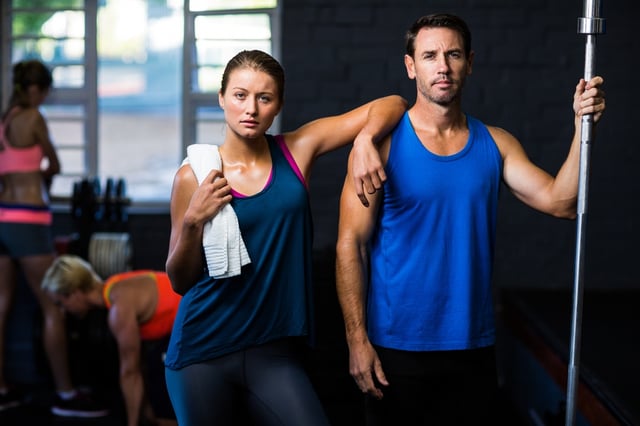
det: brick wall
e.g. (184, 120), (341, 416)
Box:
(281, 0), (639, 290)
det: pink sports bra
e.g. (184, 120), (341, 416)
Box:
(0, 113), (44, 174)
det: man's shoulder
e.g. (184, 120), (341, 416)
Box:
(484, 124), (513, 139)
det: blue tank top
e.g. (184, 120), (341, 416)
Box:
(165, 135), (314, 369)
(368, 112), (502, 351)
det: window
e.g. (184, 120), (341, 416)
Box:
(1, 0), (280, 204)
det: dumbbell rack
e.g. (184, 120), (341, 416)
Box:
(70, 177), (132, 278)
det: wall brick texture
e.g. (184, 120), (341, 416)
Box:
(281, 0), (639, 290)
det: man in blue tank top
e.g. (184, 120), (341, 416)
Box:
(336, 13), (605, 425)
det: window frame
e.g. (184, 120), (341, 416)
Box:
(1, 0), (281, 208)
(182, 2), (282, 148)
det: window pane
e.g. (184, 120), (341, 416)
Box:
(56, 149), (86, 175)
(12, 39), (85, 66)
(8, 0), (278, 204)
(196, 121), (226, 145)
(42, 105), (85, 140)
(44, 39), (85, 66)
(13, 11), (85, 38)
(98, 0), (183, 202)
(11, 40), (46, 62)
(195, 39), (271, 65)
(12, 12), (57, 37)
(51, 175), (81, 199)
(12, 10), (85, 67)
(42, 105), (86, 196)
(99, 112), (179, 200)
(52, 65), (85, 89)
(12, 0), (84, 7)
(193, 40), (271, 93)
(195, 14), (271, 40)
(196, 106), (225, 145)
(48, 120), (85, 150)
(193, 14), (271, 93)
(190, 0), (277, 12)
(193, 64), (225, 93)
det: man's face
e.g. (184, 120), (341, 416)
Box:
(404, 27), (473, 106)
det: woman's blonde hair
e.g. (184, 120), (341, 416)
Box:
(42, 254), (101, 296)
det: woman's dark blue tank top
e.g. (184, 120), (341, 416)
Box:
(165, 135), (314, 369)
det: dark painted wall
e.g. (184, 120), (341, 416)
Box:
(280, 0), (639, 290)
(48, 0), (639, 292)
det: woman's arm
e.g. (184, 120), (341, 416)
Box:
(166, 166), (232, 294)
(109, 303), (145, 426)
(282, 95), (407, 185)
(33, 111), (61, 183)
(348, 96), (408, 206)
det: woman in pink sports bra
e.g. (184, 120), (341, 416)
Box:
(0, 60), (107, 417)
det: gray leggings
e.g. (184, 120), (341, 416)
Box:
(165, 338), (330, 426)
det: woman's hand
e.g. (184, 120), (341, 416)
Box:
(350, 135), (385, 208)
(183, 168), (232, 228)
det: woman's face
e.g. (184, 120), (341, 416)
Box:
(218, 67), (281, 140)
(48, 290), (91, 318)
(27, 84), (50, 107)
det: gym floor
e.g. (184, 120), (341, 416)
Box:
(499, 288), (640, 425)
(7, 260), (636, 425)
(0, 389), (122, 426)
(6, 256), (597, 426)
(0, 278), (528, 426)
(0, 351), (525, 426)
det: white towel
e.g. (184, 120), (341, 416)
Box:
(185, 144), (251, 278)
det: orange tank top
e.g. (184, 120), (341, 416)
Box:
(102, 270), (181, 341)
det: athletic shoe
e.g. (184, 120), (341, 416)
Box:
(51, 392), (109, 418)
(0, 388), (22, 411)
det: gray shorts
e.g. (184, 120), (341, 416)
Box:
(0, 221), (54, 257)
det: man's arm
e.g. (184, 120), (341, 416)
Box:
(335, 153), (387, 399)
(497, 76), (605, 218)
(109, 304), (145, 426)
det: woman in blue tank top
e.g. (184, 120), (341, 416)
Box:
(164, 49), (407, 426)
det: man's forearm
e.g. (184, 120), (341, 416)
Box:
(336, 241), (370, 345)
